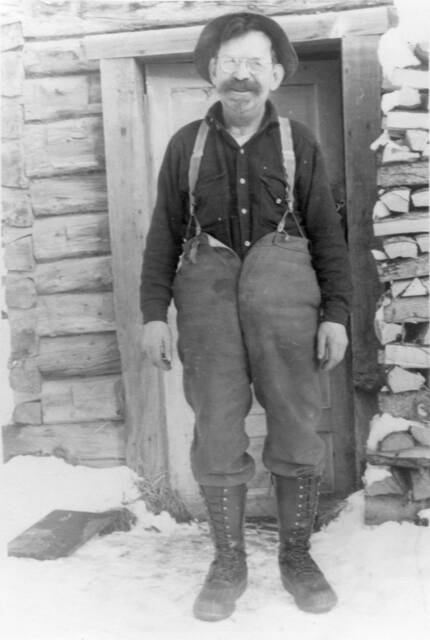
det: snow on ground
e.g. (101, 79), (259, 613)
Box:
(1, 456), (430, 640)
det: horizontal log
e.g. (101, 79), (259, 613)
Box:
(37, 333), (121, 377)
(2, 187), (33, 227)
(378, 388), (430, 420)
(23, 1), (392, 38)
(41, 375), (124, 424)
(374, 212), (429, 237)
(33, 213), (110, 260)
(13, 401), (42, 425)
(84, 5), (390, 59)
(383, 296), (429, 323)
(380, 344), (430, 369)
(35, 255), (112, 294)
(37, 292), (116, 336)
(376, 254), (429, 282)
(377, 161), (429, 187)
(5, 274), (37, 309)
(24, 39), (99, 76)
(30, 172), (107, 216)
(386, 111), (429, 131)
(3, 421), (125, 467)
(364, 494), (430, 525)
(23, 116), (104, 178)
(24, 74), (101, 122)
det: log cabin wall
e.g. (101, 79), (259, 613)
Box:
(2, 0), (394, 469)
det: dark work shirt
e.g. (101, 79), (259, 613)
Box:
(140, 100), (352, 326)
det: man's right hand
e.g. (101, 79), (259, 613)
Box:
(141, 321), (172, 371)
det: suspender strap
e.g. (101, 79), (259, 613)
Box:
(277, 117), (305, 238)
(278, 116), (296, 214)
(188, 120), (210, 236)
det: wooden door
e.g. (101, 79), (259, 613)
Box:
(144, 57), (355, 516)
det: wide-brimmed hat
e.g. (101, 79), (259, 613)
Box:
(194, 12), (298, 83)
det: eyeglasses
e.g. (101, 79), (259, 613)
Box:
(217, 56), (273, 74)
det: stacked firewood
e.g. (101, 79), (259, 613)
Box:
(364, 27), (429, 525)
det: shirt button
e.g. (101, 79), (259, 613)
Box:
(239, 149), (245, 155)
(241, 208), (248, 215)
(276, 197), (283, 204)
(239, 178), (246, 184)
(244, 240), (251, 247)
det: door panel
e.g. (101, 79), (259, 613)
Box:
(144, 58), (354, 515)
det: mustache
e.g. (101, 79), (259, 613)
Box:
(219, 79), (261, 94)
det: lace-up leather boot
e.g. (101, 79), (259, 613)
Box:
(193, 484), (248, 621)
(273, 473), (337, 613)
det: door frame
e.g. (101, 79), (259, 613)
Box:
(84, 5), (388, 513)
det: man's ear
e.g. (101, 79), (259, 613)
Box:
(208, 57), (217, 85)
(270, 63), (285, 91)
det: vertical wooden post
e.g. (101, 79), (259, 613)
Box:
(100, 58), (169, 482)
(342, 35), (384, 479)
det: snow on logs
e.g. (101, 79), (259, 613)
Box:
(366, 26), (429, 525)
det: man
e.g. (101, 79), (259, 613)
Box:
(141, 12), (351, 622)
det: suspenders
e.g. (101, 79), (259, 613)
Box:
(187, 116), (304, 238)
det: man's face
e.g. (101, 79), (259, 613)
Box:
(209, 30), (284, 118)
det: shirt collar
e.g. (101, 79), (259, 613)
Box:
(205, 100), (280, 136)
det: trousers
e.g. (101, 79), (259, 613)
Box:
(172, 231), (326, 487)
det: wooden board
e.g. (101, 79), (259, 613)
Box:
(41, 375), (123, 424)
(37, 333), (121, 377)
(35, 256), (112, 294)
(373, 211), (429, 236)
(3, 421), (126, 467)
(99, 58), (169, 485)
(381, 344), (430, 369)
(33, 213), (110, 261)
(36, 292), (116, 336)
(342, 34), (382, 470)
(23, 74), (101, 122)
(8, 508), (135, 560)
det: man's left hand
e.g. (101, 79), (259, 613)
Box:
(317, 321), (348, 371)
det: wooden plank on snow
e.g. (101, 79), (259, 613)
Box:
(8, 508), (135, 560)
